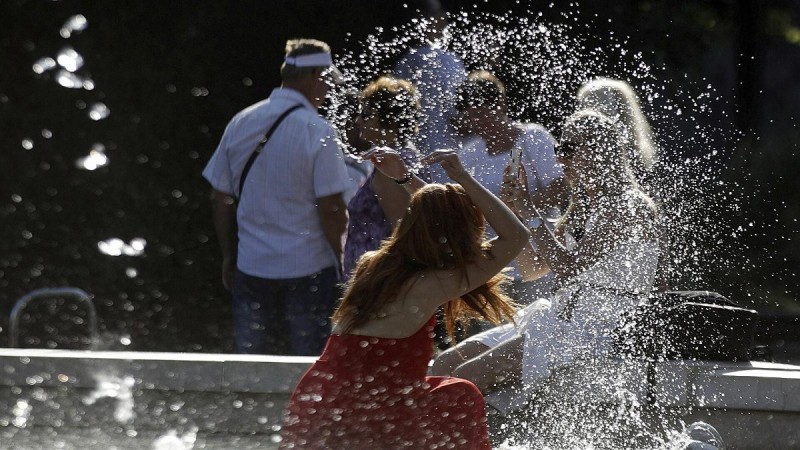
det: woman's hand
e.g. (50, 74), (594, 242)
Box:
(422, 149), (469, 183)
(366, 147), (411, 181)
(500, 163), (531, 214)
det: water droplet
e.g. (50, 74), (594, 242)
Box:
(56, 47), (84, 72)
(60, 14), (88, 38)
(75, 143), (109, 170)
(32, 57), (56, 74)
(55, 69), (84, 89)
(88, 102), (110, 120)
(97, 237), (146, 257)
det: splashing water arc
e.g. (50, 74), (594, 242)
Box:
(328, 9), (736, 449)
(332, 9), (734, 291)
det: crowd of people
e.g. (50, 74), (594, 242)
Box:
(202, 15), (721, 449)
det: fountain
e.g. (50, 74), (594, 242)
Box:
(2, 5), (799, 449)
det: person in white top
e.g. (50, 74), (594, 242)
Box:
(202, 39), (351, 355)
(431, 110), (660, 401)
(451, 70), (568, 305)
(394, 6), (466, 183)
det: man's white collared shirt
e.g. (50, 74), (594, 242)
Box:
(203, 88), (350, 278)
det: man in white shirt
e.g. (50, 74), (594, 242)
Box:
(453, 71), (567, 304)
(203, 39), (350, 355)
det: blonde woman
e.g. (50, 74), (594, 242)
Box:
(576, 77), (658, 181)
(432, 111), (660, 395)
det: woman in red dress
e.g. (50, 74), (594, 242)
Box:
(280, 149), (529, 449)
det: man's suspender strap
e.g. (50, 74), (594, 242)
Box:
(236, 104), (303, 201)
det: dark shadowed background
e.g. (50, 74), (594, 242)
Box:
(1, 0), (798, 354)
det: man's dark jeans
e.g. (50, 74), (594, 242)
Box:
(232, 266), (339, 355)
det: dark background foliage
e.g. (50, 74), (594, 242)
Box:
(1, 0), (798, 353)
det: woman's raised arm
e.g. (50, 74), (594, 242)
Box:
(415, 150), (529, 303)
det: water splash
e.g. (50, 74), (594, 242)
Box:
(36, 43), (95, 90)
(60, 14), (88, 38)
(75, 143), (109, 170)
(151, 427), (198, 450)
(331, 12), (609, 125)
(97, 237), (147, 257)
(332, 8), (736, 290)
(54, 69), (81, 88)
(32, 57), (56, 74)
(11, 399), (32, 428)
(82, 374), (136, 423)
(88, 102), (110, 121)
(56, 47), (84, 72)
(330, 8), (737, 448)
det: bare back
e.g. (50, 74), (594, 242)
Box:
(334, 243), (515, 338)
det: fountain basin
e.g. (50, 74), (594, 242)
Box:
(0, 349), (314, 449)
(1, 349), (799, 449)
(487, 359), (800, 449)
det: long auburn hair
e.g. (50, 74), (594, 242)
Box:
(333, 183), (517, 342)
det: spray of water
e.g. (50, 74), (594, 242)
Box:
(330, 8), (736, 291)
(82, 373), (136, 424)
(151, 427), (198, 450)
(11, 398), (32, 428)
(327, 7), (737, 449)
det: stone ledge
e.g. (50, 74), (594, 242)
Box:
(0, 349), (316, 394)
(486, 359), (800, 414)
(0, 349), (317, 435)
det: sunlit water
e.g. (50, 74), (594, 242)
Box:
(347, 9), (738, 289)
(82, 374), (135, 423)
(10, 5), (743, 449)
(325, 8), (735, 449)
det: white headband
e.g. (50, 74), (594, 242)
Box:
(284, 52), (333, 67)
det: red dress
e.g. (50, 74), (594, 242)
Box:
(280, 317), (492, 449)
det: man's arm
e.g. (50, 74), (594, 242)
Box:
(211, 189), (237, 290)
(316, 193), (348, 267)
